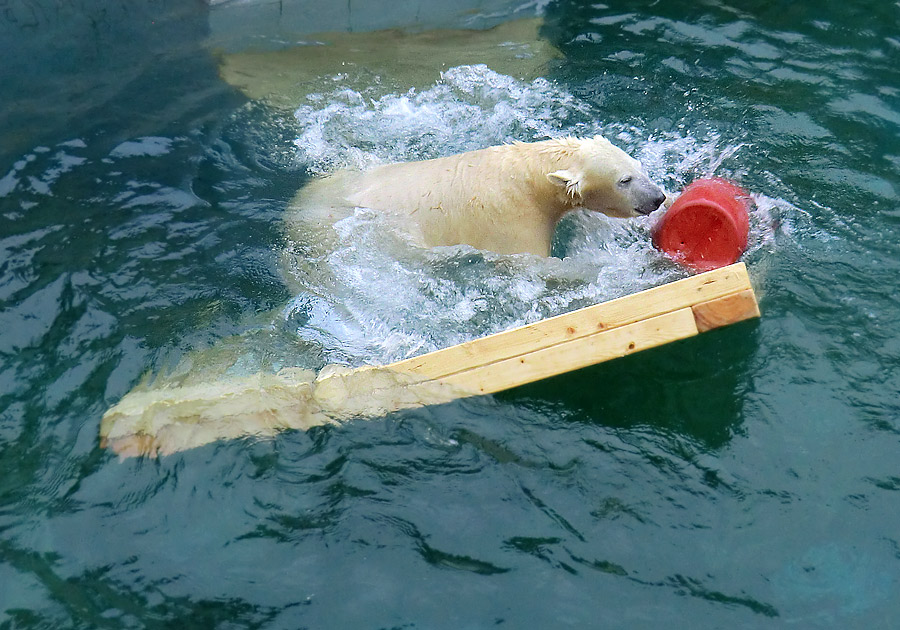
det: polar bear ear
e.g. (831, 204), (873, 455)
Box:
(548, 170), (584, 200)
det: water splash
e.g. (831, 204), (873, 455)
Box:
(292, 65), (595, 173)
(278, 65), (794, 368)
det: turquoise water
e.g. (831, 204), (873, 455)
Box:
(2, 1), (899, 627)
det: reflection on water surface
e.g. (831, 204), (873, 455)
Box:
(1, 0), (899, 627)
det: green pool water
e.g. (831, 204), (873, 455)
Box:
(1, 1), (899, 627)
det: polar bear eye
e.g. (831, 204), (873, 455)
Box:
(618, 176), (633, 186)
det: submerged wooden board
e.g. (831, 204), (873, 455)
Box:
(389, 262), (758, 394)
(101, 263), (760, 457)
(217, 18), (560, 107)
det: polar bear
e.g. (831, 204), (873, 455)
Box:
(287, 136), (666, 258)
(101, 136), (666, 457)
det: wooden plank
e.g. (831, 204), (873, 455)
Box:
(692, 289), (761, 332)
(100, 263), (760, 457)
(440, 308), (700, 395)
(388, 262), (753, 381)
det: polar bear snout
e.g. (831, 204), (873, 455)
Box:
(634, 183), (667, 216)
(612, 173), (667, 216)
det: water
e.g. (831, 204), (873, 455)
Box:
(1, 0), (899, 627)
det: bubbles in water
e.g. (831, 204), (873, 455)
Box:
(292, 64), (595, 174)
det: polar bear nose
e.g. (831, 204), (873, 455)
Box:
(652, 190), (667, 209)
(636, 188), (667, 215)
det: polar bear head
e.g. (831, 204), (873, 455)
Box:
(546, 136), (666, 218)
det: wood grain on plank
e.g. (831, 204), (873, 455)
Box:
(439, 308), (700, 394)
(389, 263), (753, 381)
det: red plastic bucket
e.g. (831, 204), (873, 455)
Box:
(652, 177), (751, 271)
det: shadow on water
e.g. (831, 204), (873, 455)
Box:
(500, 320), (761, 449)
(0, 538), (287, 629)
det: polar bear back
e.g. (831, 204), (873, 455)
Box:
(285, 137), (659, 258)
(346, 145), (562, 255)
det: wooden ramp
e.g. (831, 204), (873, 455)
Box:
(388, 262), (759, 392)
(100, 263), (759, 457)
